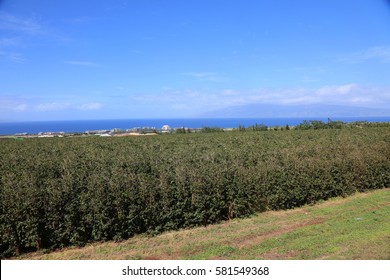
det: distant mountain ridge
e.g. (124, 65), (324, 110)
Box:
(202, 104), (390, 118)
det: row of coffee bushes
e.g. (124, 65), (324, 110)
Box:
(1, 127), (389, 257)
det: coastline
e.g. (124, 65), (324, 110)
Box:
(1, 117), (390, 136)
(0, 119), (389, 139)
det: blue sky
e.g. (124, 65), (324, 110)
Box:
(1, 0), (390, 121)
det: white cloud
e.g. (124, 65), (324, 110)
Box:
(66, 16), (97, 24)
(263, 84), (387, 108)
(8, 52), (26, 63)
(0, 12), (45, 35)
(35, 102), (71, 112)
(280, 95), (321, 105)
(0, 13), (51, 64)
(341, 46), (390, 64)
(0, 96), (28, 112)
(350, 97), (373, 104)
(35, 102), (102, 112)
(335, 84), (358, 94)
(184, 72), (216, 78)
(75, 102), (103, 110)
(0, 50), (26, 63)
(0, 37), (24, 63)
(183, 72), (224, 82)
(131, 84), (390, 113)
(3, 84), (387, 120)
(316, 84), (358, 96)
(14, 104), (28, 112)
(365, 46), (390, 62)
(222, 89), (239, 95)
(64, 60), (100, 67)
(0, 37), (19, 47)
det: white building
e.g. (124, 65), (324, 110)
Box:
(161, 125), (171, 133)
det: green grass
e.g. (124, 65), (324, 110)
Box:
(16, 188), (390, 260)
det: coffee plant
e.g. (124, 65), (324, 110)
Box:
(1, 127), (389, 257)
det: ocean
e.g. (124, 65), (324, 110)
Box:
(0, 117), (390, 135)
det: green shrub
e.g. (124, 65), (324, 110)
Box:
(1, 127), (389, 257)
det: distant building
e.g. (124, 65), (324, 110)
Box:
(37, 131), (65, 137)
(126, 127), (141, 133)
(126, 127), (156, 134)
(85, 130), (110, 135)
(110, 128), (121, 134)
(161, 125), (171, 133)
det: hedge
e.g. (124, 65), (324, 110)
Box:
(1, 127), (389, 257)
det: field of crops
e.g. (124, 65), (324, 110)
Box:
(1, 127), (389, 257)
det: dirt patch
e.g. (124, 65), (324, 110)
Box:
(268, 207), (310, 218)
(143, 256), (162, 260)
(234, 218), (325, 249)
(258, 249), (304, 260)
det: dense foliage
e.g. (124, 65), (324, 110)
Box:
(1, 127), (389, 257)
